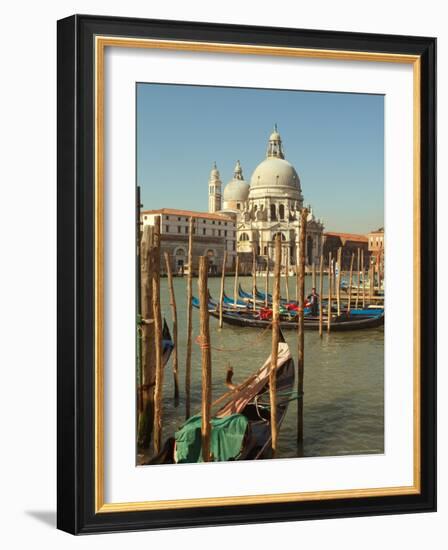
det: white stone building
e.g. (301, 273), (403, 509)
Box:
(141, 208), (236, 275)
(208, 126), (324, 268)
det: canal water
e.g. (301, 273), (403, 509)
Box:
(148, 275), (384, 461)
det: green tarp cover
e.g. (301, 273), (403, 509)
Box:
(175, 414), (249, 463)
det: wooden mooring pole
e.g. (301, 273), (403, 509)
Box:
(252, 244), (257, 312)
(369, 261), (374, 300)
(327, 251), (332, 333)
(185, 216), (194, 419)
(152, 218), (164, 454)
(198, 256), (212, 462)
(336, 247), (342, 317)
(218, 250), (227, 328)
(318, 252), (324, 337)
(297, 208), (307, 445)
(295, 246), (299, 303)
(312, 261), (316, 290)
(376, 253), (381, 292)
(361, 248), (366, 309)
(137, 224), (156, 448)
(347, 252), (354, 314)
(355, 248), (360, 309)
(270, 235), (281, 457)
(285, 248), (290, 303)
(164, 252), (179, 405)
(265, 251), (270, 308)
(233, 255), (239, 308)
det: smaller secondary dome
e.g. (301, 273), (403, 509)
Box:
(224, 180), (250, 202)
(223, 160), (250, 203)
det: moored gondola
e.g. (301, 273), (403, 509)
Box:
(222, 291), (250, 309)
(208, 308), (384, 331)
(193, 294), (382, 330)
(162, 318), (175, 366)
(144, 339), (295, 464)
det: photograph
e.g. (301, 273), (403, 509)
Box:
(136, 83), (385, 466)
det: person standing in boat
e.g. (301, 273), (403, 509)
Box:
(306, 287), (320, 316)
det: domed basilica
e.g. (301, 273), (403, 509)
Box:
(208, 126), (324, 268)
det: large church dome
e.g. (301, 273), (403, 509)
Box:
(251, 158), (300, 190)
(223, 160), (250, 205)
(249, 126), (302, 201)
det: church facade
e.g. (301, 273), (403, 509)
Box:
(208, 126), (324, 269)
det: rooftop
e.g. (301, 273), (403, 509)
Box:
(141, 208), (234, 222)
(324, 232), (368, 243)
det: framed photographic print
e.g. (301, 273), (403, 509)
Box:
(57, 15), (436, 534)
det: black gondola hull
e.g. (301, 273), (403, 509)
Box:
(209, 309), (384, 331)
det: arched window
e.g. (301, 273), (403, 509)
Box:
(239, 233), (250, 241)
(270, 204), (277, 220)
(272, 232), (286, 241)
(279, 204), (285, 220)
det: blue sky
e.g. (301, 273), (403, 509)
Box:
(137, 83), (384, 234)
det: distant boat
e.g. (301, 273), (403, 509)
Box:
(145, 337), (295, 464)
(341, 277), (384, 296)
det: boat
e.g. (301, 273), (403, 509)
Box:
(238, 284), (265, 304)
(222, 291), (250, 309)
(238, 284), (297, 308)
(162, 318), (174, 366)
(192, 295), (383, 330)
(240, 285), (383, 317)
(208, 308), (384, 331)
(341, 278), (385, 296)
(145, 336), (295, 464)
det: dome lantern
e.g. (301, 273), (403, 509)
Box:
(267, 123), (285, 159)
(233, 160), (244, 180)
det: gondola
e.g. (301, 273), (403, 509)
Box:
(162, 318), (174, 366)
(208, 308), (384, 331)
(222, 291), (250, 309)
(240, 285), (383, 318)
(238, 284), (265, 304)
(145, 336), (295, 464)
(192, 296), (383, 330)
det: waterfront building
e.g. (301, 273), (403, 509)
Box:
(367, 227), (385, 272)
(367, 227), (384, 253)
(141, 208), (236, 275)
(210, 126), (324, 270)
(323, 232), (370, 269)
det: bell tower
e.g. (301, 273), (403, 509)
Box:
(208, 161), (222, 213)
